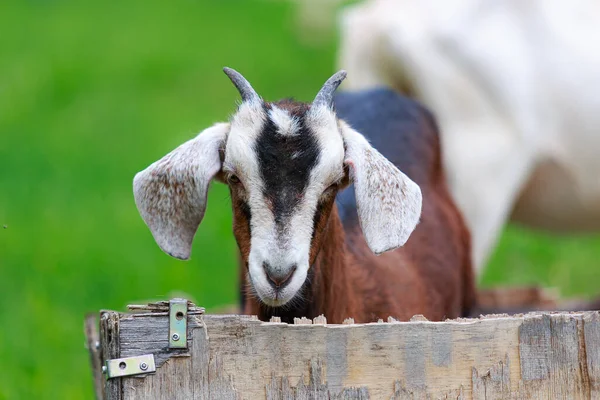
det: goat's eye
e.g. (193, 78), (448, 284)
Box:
(228, 174), (241, 185)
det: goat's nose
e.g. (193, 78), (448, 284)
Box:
(263, 263), (296, 289)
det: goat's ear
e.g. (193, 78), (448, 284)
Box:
(133, 123), (229, 260)
(340, 122), (422, 255)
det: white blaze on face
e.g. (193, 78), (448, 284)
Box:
(225, 103), (345, 307)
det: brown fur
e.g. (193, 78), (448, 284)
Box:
(231, 101), (475, 324)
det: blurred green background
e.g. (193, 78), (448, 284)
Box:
(1, 1), (599, 398)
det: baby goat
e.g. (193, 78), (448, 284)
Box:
(133, 68), (475, 323)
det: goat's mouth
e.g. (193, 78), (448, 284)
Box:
(248, 264), (308, 308)
(256, 284), (299, 308)
(265, 291), (288, 307)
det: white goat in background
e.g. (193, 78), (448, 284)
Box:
(330, 0), (600, 274)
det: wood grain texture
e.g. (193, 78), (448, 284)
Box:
(472, 354), (510, 400)
(118, 312), (205, 368)
(584, 312), (600, 398)
(85, 313), (104, 400)
(266, 359), (370, 400)
(100, 311), (121, 400)
(96, 306), (600, 399)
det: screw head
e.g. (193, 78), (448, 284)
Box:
(172, 333), (180, 341)
(139, 362), (148, 371)
(94, 341), (100, 350)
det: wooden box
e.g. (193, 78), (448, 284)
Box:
(85, 297), (600, 399)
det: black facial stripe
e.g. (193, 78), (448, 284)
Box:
(255, 104), (320, 227)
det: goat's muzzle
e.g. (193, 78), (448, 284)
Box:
(263, 262), (297, 290)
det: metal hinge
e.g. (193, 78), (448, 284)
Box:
(169, 298), (188, 349)
(102, 354), (156, 379)
(100, 298), (191, 380)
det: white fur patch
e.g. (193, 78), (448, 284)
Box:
(269, 106), (300, 136)
(306, 104), (347, 186)
(225, 102), (265, 186)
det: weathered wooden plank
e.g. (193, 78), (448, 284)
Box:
(584, 312), (600, 398)
(118, 313), (205, 368)
(548, 314), (589, 398)
(192, 324), (210, 400)
(126, 299), (204, 314)
(136, 315), (521, 398)
(517, 313), (591, 398)
(84, 313), (104, 400)
(94, 305), (600, 399)
(100, 311), (121, 400)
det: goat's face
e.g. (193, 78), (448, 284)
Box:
(133, 68), (422, 308)
(225, 99), (347, 306)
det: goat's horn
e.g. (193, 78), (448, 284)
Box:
(313, 70), (347, 109)
(223, 67), (260, 103)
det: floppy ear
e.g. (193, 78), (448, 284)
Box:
(340, 122), (422, 255)
(133, 123), (229, 260)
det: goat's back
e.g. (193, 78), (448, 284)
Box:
(335, 88), (440, 222)
(334, 88), (475, 320)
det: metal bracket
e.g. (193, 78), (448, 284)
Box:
(103, 354), (156, 379)
(169, 298), (188, 349)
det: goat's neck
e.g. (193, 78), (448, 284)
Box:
(310, 204), (358, 323)
(246, 204), (358, 324)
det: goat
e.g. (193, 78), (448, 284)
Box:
(336, 0), (600, 274)
(133, 68), (475, 323)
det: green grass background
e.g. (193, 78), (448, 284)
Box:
(1, 1), (599, 398)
